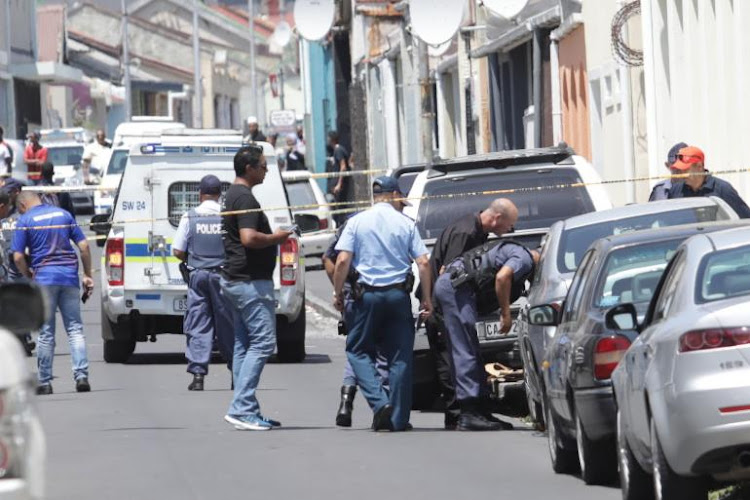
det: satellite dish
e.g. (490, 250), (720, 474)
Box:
(410, 0), (464, 46)
(294, 0), (336, 41)
(428, 40), (452, 57)
(482, 0), (530, 20)
(271, 21), (292, 47)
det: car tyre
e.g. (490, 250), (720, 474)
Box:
(545, 395), (579, 474)
(650, 418), (708, 500)
(618, 409), (653, 500)
(103, 339), (136, 363)
(524, 368), (544, 431)
(575, 411), (617, 485)
(276, 306), (306, 363)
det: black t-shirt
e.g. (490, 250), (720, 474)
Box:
(326, 144), (350, 195)
(429, 212), (487, 279)
(221, 184), (277, 281)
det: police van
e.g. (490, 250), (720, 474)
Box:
(99, 141), (306, 364)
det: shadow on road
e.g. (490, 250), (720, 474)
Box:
(269, 353), (331, 364)
(125, 352), (332, 365)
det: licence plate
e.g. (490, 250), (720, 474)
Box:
(173, 298), (188, 312)
(476, 321), (504, 340)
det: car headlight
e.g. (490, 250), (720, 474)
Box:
(0, 382), (33, 480)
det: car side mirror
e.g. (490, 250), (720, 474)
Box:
(605, 303), (639, 332)
(294, 213), (321, 233)
(91, 213), (111, 237)
(528, 304), (559, 327)
(0, 282), (47, 335)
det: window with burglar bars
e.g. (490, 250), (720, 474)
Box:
(167, 182), (231, 227)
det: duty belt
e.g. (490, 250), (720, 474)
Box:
(361, 282), (408, 292)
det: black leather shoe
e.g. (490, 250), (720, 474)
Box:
(372, 404), (394, 431)
(336, 385), (357, 427)
(76, 378), (91, 393)
(188, 374), (204, 391)
(483, 412), (514, 430)
(458, 411), (504, 431)
(36, 384), (53, 396)
(445, 413), (459, 431)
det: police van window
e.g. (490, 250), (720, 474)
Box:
(168, 181), (231, 227)
(416, 168), (594, 240)
(286, 180), (317, 208)
(106, 150), (129, 176)
(47, 146), (84, 166)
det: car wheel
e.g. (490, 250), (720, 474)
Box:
(618, 409), (653, 500)
(650, 419), (708, 500)
(276, 306), (306, 363)
(524, 368), (544, 431)
(103, 339), (136, 363)
(574, 410), (617, 485)
(545, 395), (579, 474)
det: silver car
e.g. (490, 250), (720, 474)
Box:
(517, 197), (739, 426)
(608, 225), (750, 500)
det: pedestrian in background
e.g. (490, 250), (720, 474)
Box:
(23, 132), (47, 185)
(649, 142), (687, 201)
(425, 198), (519, 430)
(12, 191), (93, 395)
(245, 116), (267, 143)
(326, 131), (352, 227)
(332, 176), (432, 431)
(667, 145), (750, 218)
(221, 145), (292, 431)
(172, 175), (234, 392)
(81, 129), (111, 184)
(39, 162), (75, 215)
(0, 126), (14, 175)
(284, 134), (306, 171)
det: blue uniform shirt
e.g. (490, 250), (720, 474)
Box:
(11, 204), (86, 287)
(447, 242), (534, 284)
(649, 179), (672, 201)
(335, 202), (428, 287)
(668, 175), (750, 218)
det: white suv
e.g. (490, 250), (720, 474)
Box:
(100, 142), (306, 363)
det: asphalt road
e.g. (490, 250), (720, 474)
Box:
(34, 242), (621, 500)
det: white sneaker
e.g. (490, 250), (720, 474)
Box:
(224, 414), (272, 431)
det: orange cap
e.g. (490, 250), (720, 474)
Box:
(672, 146), (705, 171)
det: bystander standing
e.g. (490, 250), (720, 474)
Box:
(23, 132), (47, 185)
(649, 142), (688, 201)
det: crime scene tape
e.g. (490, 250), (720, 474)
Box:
(4, 168), (749, 233)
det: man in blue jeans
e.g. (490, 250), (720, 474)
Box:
(12, 191), (93, 395)
(221, 145), (293, 431)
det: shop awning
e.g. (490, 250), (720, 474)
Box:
(11, 61), (84, 84)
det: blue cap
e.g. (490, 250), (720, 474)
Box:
(667, 142), (688, 165)
(199, 174), (222, 195)
(373, 176), (410, 206)
(2, 177), (25, 192)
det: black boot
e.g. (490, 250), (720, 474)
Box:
(457, 399), (503, 431)
(188, 374), (204, 391)
(336, 385), (357, 427)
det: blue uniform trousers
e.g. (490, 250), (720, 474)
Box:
(433, 273), (486, 402)
(341, 298), (389, 388)
(184, 269), (235, 375)
(346, 288), (414, 430)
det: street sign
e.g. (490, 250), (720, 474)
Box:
(269, 110), (297, 133)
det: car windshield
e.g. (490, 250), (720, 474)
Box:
(286, 180), (317, 209)
(106, 150), (129, 176)
(595, 239), (683, 308)
(416, 168), (593, 240)
(558, 206), (726, 273)
(46, 146), (83, 166)
(698, 245), (750, 303)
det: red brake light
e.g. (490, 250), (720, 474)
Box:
(106, 237), (124, 286)
(280, 238), (298, 286)
(679, 327), (750, 353)
(594, 336), (631, 380)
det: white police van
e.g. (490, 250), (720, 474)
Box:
(99, 141), (307, 363)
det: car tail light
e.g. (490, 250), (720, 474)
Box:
(280, 238), (299, 286)
(679, 327), (750, 353)
(106, 237), (125, 286)
(594, 336), (631, 380)
(319, 218), (329, 230)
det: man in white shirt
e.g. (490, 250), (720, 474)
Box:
(172, 175), (234, 391)
(81, 130), (111, 183)
(0, 126), (13, 176)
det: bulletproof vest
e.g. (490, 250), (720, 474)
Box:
(186, 208), (225, 270)
(452, 239), (534, 315)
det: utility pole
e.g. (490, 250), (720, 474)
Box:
(121, 0), (132, 121)
(279, 66), (285, 110)
(192, 0), (203, 128)
(248, 0), (258, 117)
(417, 39), (434, 167)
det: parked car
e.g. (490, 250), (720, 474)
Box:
(404, 144), (612, 410)
(389, 163), (425, 197)
(0, 281), (47, 499)
(40, 128), (98, 215)
(94, 146), (128, 217)
(529, 220), (748, 486)
(282, 169), (335, 265)
(517, 197), (739, 428)
(608, 225), (750, 500)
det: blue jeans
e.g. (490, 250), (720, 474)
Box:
(38, 285), (89, 384)
(220, 278), (276, 418)
(346, 288), (414, 430)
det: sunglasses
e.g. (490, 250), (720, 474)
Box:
(677, 154), (702, 162)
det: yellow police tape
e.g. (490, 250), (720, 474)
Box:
(4, 169), (744, 235)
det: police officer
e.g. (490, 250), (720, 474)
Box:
(434, 240), (539, 431)
(649, 142), (687, 201)
(426, 198), (518, 430)
(172, 175), (234, 391)
(332, 176), (432, 431)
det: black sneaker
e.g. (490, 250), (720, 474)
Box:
(188, 374), (204, 391)
(76, 378), (91, 393)
(483, 412), (514, 430)
(36, 383), (53, 396)
(372, 404), (394, 431)
(458, 411), (504, 431)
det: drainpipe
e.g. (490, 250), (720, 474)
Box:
(549, 37), (563, 145)
(532, 28), (543, 148)
(617, 0), (636, 204)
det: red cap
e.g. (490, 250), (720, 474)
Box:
(672, 146), (705, 171)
